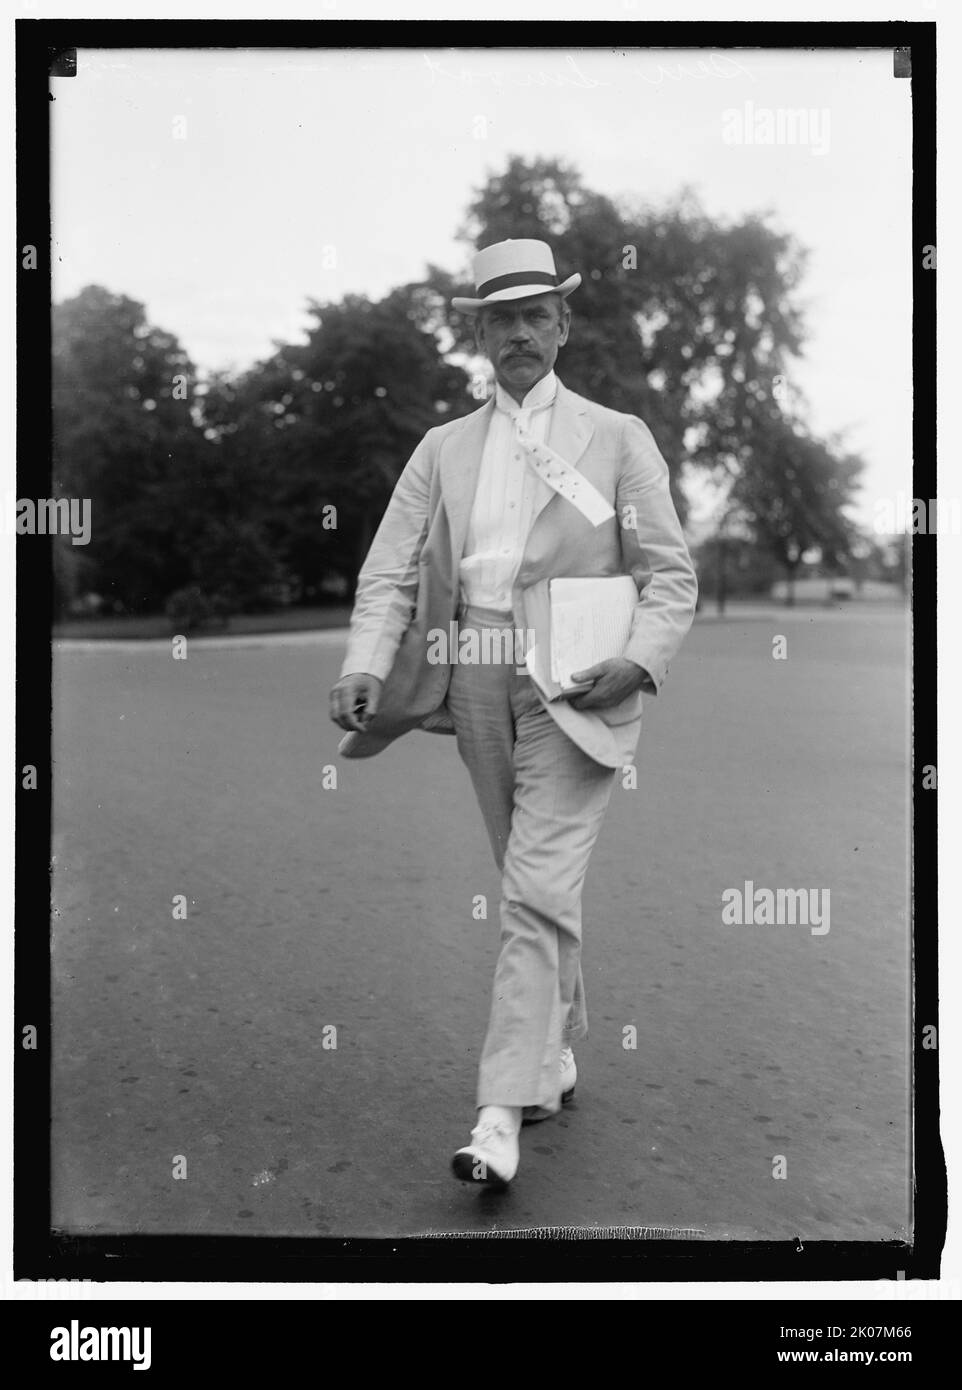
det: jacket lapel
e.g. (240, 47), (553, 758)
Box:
(438, 380), (595, 574)
(439, 398), (493, 569)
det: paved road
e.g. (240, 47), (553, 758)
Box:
(50, 606), (911, 1240)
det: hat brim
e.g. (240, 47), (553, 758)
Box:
(452, 273), (581, 314)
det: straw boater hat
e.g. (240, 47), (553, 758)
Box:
(451, 238), (581, 314)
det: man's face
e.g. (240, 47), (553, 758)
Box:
(475, 293), (570, 400)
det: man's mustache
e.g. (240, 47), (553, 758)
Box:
(503, 349), (541, 360)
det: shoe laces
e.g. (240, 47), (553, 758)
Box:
(471, 1119), (515, 1146)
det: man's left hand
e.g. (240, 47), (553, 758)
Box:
(567, 657), (649, 710)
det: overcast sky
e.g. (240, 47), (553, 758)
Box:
(50, 45), (912, 529)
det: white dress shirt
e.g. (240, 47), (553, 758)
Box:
(458, 370), (556, 613)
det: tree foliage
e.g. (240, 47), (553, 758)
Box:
(201, 286), (471, 597)
(51, 158), (864, 618)
(426, 156), (816, 523)
(52, 286), (210, 612)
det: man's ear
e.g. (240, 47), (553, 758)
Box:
(557, 308), (571, 348)
(473, 316), (487, 355)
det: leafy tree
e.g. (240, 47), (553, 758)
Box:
(426, 156), (837, 529)
(202, 286), (471, 597)
(52, 160), (865, 617)
(730, 415), (862, 603)
(423, 155), (864, 580)
(52, 286), (213, 613)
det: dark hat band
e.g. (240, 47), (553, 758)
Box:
(475, 269), (558, 298)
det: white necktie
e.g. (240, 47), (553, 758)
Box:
(512, 409), (615, 529)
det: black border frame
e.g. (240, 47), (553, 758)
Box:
(14, 17), (942, 1286)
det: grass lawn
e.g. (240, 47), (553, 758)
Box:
(53, 603), (355, 641)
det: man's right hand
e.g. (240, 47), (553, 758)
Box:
(329, 673), (384, 732)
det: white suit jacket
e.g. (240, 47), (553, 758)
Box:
(339, 379), (697, 768)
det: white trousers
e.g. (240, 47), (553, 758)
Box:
(445, 605), (617, 1112)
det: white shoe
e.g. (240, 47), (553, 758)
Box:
(452, 1113), (520, 1186)
(521, 1047), (577, 1126)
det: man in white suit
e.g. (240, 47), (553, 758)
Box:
(330, 239), (697, 1186)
